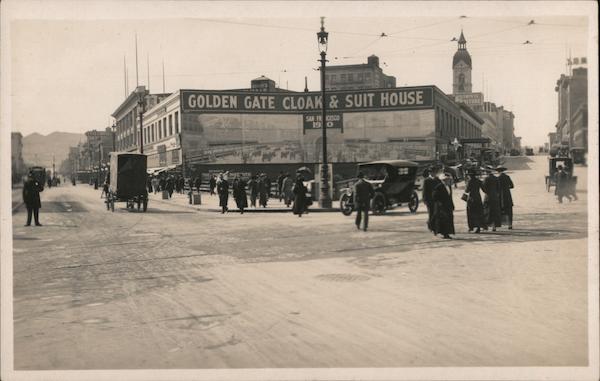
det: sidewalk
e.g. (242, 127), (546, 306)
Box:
(147, 190), (338, 213)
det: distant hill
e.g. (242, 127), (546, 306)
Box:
(22, 131), (85, 169)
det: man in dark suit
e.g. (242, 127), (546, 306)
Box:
(23, 171), (43, 226)
(422, 166), (442, 231)
(353, 172), (375, 231)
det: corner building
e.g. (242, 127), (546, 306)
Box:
(132, 83), (482, 176)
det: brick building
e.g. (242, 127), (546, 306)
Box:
(324, 55), (396, 91)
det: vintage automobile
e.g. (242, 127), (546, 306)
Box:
(105, 153), (149, 212)
(339, 160), (419, 215)
(28, 166), (46, 190)
(545, 156), (577, 194)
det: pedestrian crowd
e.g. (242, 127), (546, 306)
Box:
(421, 164), (514, 239)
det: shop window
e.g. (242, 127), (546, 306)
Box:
(169, 115), (173, 135)
(158, 120), (162, 139)
(175, 111), (179, 134)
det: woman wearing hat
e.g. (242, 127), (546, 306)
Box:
(482, 168), (502, 231)
(496, 166), (514, 229)
(431, 172), (455, 239)
(464, 169), (486, 233)
(232, 175), (248, 214)
(292, 174), (308, 217)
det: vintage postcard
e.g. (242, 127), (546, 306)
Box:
(1, 1), (598, 380)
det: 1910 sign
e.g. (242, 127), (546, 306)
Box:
(303, 113), (343, 131)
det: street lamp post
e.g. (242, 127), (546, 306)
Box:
(135, 87), (146, 154)
(317, 16), (332, 208)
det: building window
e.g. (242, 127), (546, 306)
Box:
(348, 73), (354, 82)
(158, 120), (162, 139)
(175, 112), (179, 134)
(341, 74), (346, 82)
(169, 114), (173, 135)
(357, 73), (363, 81)
(330, 74), (336, 83)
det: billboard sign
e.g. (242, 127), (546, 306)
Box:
(181, 87), (434, 114)
(454, 92), (484, 107)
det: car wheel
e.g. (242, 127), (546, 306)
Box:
(408, 191), (419, 213)
(340, 193), (354, 216)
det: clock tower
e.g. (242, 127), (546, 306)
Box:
(452, 30), (472, 94)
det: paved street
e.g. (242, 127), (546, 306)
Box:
(12, 155), (588, 369)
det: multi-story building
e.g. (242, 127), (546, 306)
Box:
(85, 128), (114, 170)
(324, 55), (396, 91)
(112, 86), (171, 152)
(554, 66), (587, 151)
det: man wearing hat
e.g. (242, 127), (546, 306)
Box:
(554, 165), (570, 203)
(353, 171), (374, 231)
(422, 166), (442, 232)
(496, 165), (514, 229)
(22, 171), (44, 226)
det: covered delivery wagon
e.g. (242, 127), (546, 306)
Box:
(106, 153), (148, 212)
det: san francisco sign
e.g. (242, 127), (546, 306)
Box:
(180, 87), (434, 114)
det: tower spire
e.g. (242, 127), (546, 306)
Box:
(458, 29), (467, 49)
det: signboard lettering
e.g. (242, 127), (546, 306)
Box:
(181, 87), (434, 114)
(303, 113), (343, 131)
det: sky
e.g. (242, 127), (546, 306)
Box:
(7, 1), (592, 147)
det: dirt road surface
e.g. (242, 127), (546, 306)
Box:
(12, 155), (589, 369)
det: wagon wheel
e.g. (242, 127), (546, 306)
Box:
(408, 191), (419, 213)
(339, 193), (354, 216)
(371, 193), (386, 215)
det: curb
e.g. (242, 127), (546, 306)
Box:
(149, 197), (338, 213)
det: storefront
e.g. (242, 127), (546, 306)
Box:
(141, 85), (482, 178)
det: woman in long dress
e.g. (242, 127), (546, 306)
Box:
(431, 173), (455, 239)
(482, 170), (502, 231)
(233, 177), (248, 214)
(464, 170), (486, 233)
(217, 174), (229, 214)
(292, 175), (307, 217)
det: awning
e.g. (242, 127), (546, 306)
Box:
(147, 164), (178, 175)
